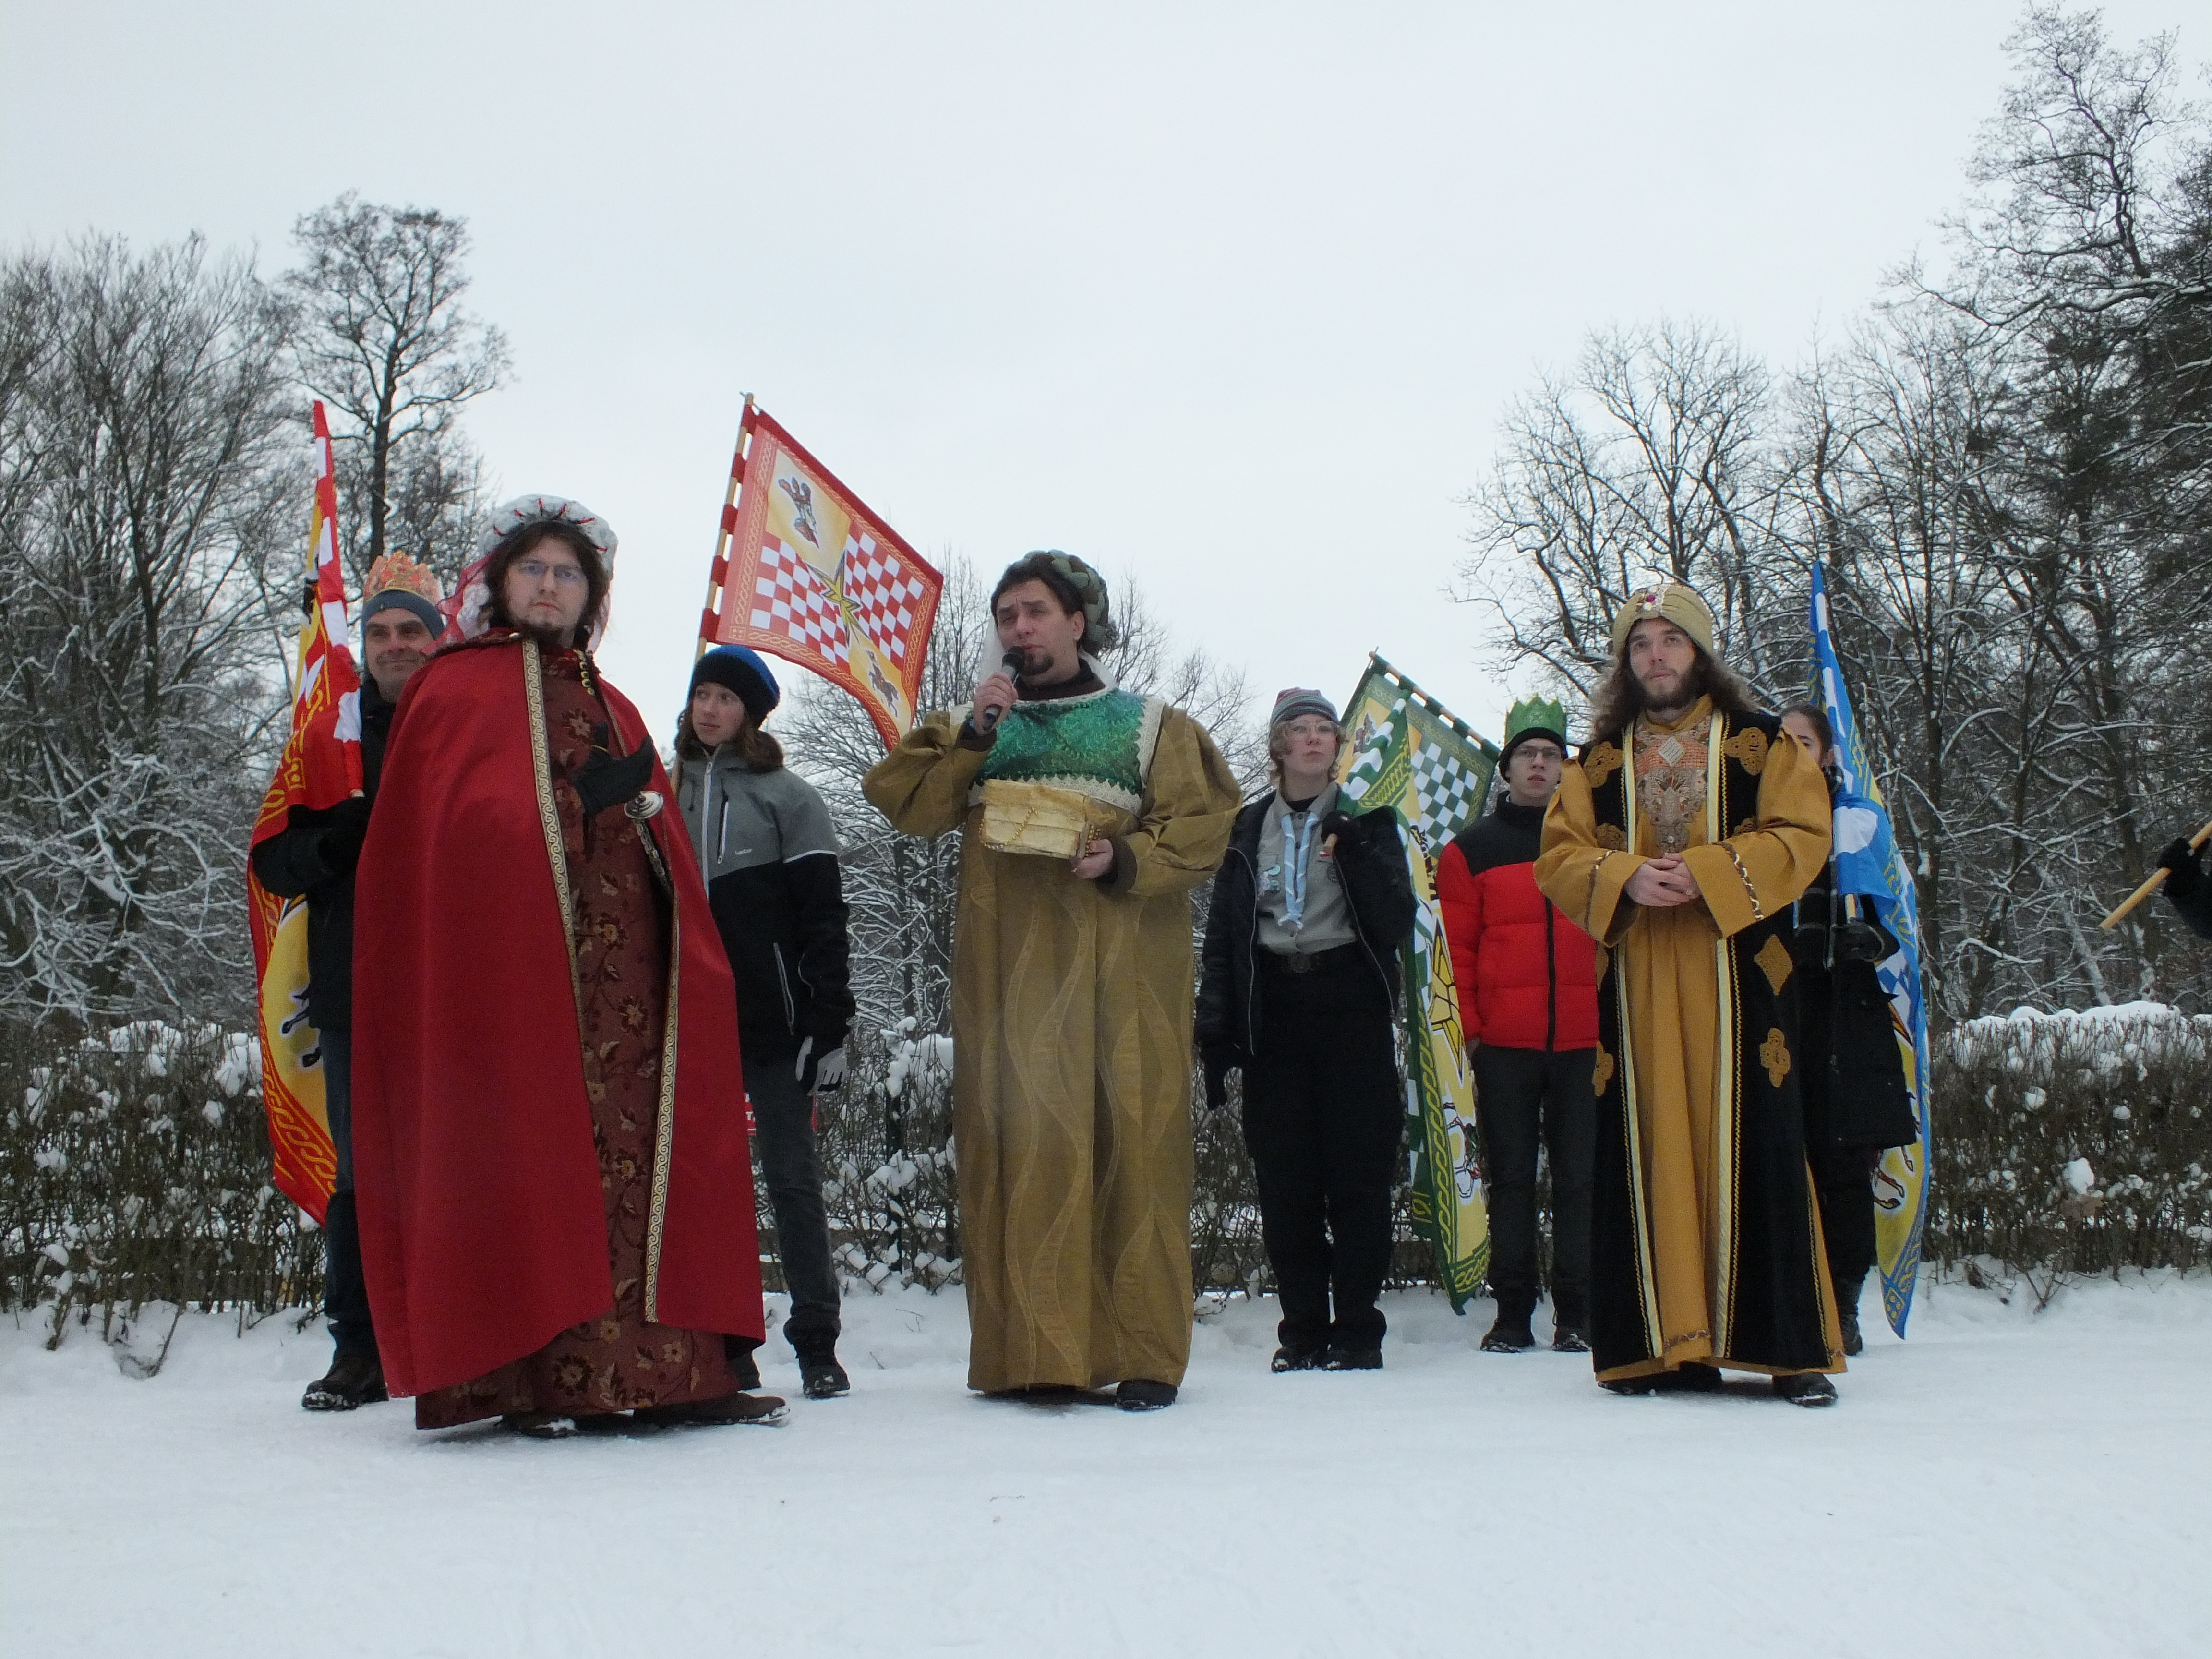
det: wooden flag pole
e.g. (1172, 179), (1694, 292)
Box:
(697, 392), (757, 661)
(2098, 815), (2212, 929)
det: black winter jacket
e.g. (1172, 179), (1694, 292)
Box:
(247, 676), (397, 1034)
(1790, 867), (1919, 1152)
(1195, 793), (1416, 1058)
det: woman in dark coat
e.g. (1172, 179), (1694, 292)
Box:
(1779, 704), (1920, 1356)
(1196, 689), (1416, 1373)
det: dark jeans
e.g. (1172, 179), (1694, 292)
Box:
(745, 1049), (842, 1355)
(1241, 951), (1403, 1353)
(318, 1026), (377, 1362)
(1812, 1143), (1880, 1306)
(1472, 1043), (1596, 1328)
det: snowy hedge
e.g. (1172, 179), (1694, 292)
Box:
(1926, 1003), (2212, 1277)
(8, 1003), (2207, 1334)
(1, 1022), (321, 1337)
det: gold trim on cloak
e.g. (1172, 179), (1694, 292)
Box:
(1704, 711), (1740, 1357)
(525, 636), (683, 1326)
(644, 909), (680, 1325)
(522, 639), (584, 1027)
(1617, 738), (1664, 1358)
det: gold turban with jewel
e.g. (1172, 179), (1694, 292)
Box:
(1609, 581), (1716, 658)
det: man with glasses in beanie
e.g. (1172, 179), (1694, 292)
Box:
(675, 643), (855, 1401)
(252, 553), (446, 1412)
(865, 552), (1239, 1410)
(1197, 689), (1414, 1372)
(1437, 698), (1601, 1356)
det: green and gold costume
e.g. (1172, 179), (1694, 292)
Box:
(864, 682), (1238, 1392)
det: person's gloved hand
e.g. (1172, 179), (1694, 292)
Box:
(1834, 919), (1889, 963)
(796, 1037), (848, 1095)
(322, 796), (374, 874)
(2158, 838), (2203, 901)
(1319, 809), (1359, 853)
(1201, 1045), (1242, 1111)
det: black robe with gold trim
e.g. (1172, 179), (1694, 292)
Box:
(1536, 698), (1839, 1381)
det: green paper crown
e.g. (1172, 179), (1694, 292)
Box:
(1503, 696), (1567, 745)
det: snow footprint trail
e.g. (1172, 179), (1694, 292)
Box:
(5, 1277), (2210, 1659)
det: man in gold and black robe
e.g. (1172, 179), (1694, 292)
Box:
(1535, 583), (1842, 1404)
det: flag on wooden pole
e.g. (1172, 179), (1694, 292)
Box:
(1810, 565), (1932, 1337)
(699, 404), (941, 750)
(244, 402), (361, 1222)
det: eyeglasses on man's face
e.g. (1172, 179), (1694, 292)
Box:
(516, 559), (587, 587)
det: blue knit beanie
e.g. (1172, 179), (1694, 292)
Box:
(690, 645), (780, 724)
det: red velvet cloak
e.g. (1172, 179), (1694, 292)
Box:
(352, 632), (763, 1399)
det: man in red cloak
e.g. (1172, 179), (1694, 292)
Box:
(353, 495), (778, 1437)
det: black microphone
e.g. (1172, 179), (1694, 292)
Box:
(974, 648), (1026, 735)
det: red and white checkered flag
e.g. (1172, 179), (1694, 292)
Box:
(700, 405), (941, 749)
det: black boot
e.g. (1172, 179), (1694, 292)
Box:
(1270, 1344), (1324, 1373)
(1322, 1345), (1383, 1370)
(301, 1353), (387, 1411)
(1116, 1379), (1177, 1411)
(1834, 1273), (1867, 1357)
(1480, 1318), (1535, 1353)
(725, 1335), (763, 1391)
(797, 1346), (851, 1400)
(1773, 1372), (1839, 1407)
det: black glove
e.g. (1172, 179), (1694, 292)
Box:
(573, 739), (657, 818)
(1320, 810), (1359, 851)
(320, 796), (373, 876)
(1833, 919), (1889, 963)
(1201, 1046), (1242, 1111)
(2158, 838), (2203, 901)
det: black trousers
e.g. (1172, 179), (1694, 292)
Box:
(318, 1026), (377, 1363)
(744, 1049), (842, 1355)
(1241, 952), (1403, 1353)
(1812, 1144), (1879, 1305)
(1471, 1044), (1596, 1328)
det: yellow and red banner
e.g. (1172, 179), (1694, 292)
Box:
(245, 402), (362, 1222)
(700, 404), (941, 750)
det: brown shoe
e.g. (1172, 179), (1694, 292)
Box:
(634, 1390), (789, 1428)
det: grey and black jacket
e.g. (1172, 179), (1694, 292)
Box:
(676, 749), (855, 1062)
(1196, 793), (1416, 1061)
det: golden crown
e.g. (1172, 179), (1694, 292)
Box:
(363, 551), (445, 607)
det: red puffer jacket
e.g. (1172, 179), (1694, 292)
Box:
(1435, 798), (1599, 1051)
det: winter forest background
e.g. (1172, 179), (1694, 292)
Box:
(5, 8), (2211, 1332)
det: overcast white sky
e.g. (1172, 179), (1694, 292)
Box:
(2, 1), (2194, 745)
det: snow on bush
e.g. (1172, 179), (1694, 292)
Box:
(1931, 1004), (2212, 1276)
(0, 1020), (320, 1349)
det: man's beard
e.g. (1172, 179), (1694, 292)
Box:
(518, 618), (577, 650)
(1635, 656), (1708, 717)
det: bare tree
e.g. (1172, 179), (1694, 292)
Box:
(1457, 318), (1788, 706)
(0, 236), (294, 1031)
(281, 194), (507, 589)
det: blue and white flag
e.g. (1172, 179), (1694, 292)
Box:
(1811, 563), (1933, 1337)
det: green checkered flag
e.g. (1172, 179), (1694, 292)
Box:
(1342, 697), (1491, 1310)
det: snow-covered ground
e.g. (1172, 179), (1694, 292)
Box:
(5, 1274), (2209, 1659)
